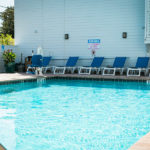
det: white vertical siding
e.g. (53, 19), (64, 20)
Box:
(42, 0), (65, 57)
(64, 0), (146, 57)
(15, 0), (146, 65)
(15, 0), (43, 56)
(145, 0), (150, 44)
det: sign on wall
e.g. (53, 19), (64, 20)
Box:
(88, 39), (100, 49)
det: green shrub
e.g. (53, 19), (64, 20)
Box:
(3, 49), (16, 64)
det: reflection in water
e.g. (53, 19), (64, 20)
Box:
(0, 80), (150, 150)
(0, 109), (16, 150)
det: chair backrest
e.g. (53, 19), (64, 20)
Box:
(42, 57), (52, 67)
(31, 55), (42, 67)
(91, 57), (104, 67)
(113, 57), (126, 68)
(66, 57), (79, 67)
(135, 57), (149, 68)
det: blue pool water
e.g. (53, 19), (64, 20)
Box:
(0, 79), (150, 150)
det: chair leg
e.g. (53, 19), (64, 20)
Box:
(63, 68), (66, 74)
(145, 69), (148, 76)
(72, 68), (75, 74)
(89, 68), (92, 75)
(79, 68), (82, 74)
(113, 68), (116, 76)
(138, 69), (141, 76)
(97, 68), (100, 74)
(70, 68), (73, 74)
(26, 67), (30, 73)
(127, 69), (130, 76)
(102, 69), (105, 75)
(120, 68), (124, 75)
(54, 68), (57, 74)
(44, 67), (48, 74)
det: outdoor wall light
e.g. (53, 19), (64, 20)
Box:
(65, 34), (69, 40)
(34, 30), (38, 33)
(122, 32), (127, 39)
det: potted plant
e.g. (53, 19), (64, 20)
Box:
(3, 49), (16, 73)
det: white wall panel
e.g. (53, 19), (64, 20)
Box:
(15, 0), (146, 66)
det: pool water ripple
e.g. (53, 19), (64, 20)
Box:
(0, 80), (149, 150)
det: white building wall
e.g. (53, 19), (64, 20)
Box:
(15, 0), (146, 66)
(145, 0), (150, 44)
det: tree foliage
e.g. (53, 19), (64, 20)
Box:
(0, 34), (14, 45)
(0, 7), (14, 38)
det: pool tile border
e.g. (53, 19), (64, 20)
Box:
(0, 74), (150, 85)
(0, 78), (37, 85)
(46, 75), (150, 83)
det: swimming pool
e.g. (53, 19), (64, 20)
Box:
(0, 79), (150, 150)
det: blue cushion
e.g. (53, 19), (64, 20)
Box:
(42, 57), (52, 67)
(91, 57), (104, 67)
(113, 57), (126, 68)
(135, 57), (149, 68)
(66, 57), (79, 67)
(31, 55), (43, 67)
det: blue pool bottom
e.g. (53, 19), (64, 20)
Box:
(0, 80), (149, 150)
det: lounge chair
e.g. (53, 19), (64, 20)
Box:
(79, 57), (104, 75)
(26, 55), (43, 74)
(103, 57), (126, 76)
(54, 57), (79, 74)
(127, 57), (149, 76)
(41, 56), (52, 74)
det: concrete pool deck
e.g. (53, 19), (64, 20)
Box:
(0, 73), (37, 83)
(0, 144), (6, 150)
(0, 73), (150, 150)
(129, 133), (150, 150)
(0, 73), (150, 83)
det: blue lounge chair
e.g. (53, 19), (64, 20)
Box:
(54, 57), (79, 74)
(127, 57), (149, 76)
(103, 57), (126, 76)
(79, 57), (104, 75)
(27, 55), (52, 75)
(41, 56), (52, 73)
(27, 55), (43, 74)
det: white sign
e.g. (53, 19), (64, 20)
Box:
(88, 39), (100, 49)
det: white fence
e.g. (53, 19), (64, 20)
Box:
(0, 45), (21, 72)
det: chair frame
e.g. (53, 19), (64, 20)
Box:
(41, 57), (52, 74)
(26, 55), (43, 74)
(79, 57), (104, 75)
(103, 68), (124, 76)
(127, 57), (149, 77)
(127, 68), (148, 77)
(54, 57), (79, 74)
(102, 57), (126, 76)
(27, 56), (52, 75)
(79, 67), (101, 75)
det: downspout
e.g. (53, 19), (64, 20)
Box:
(146, 45), (150, 56)
(145, 0), (150, 56)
